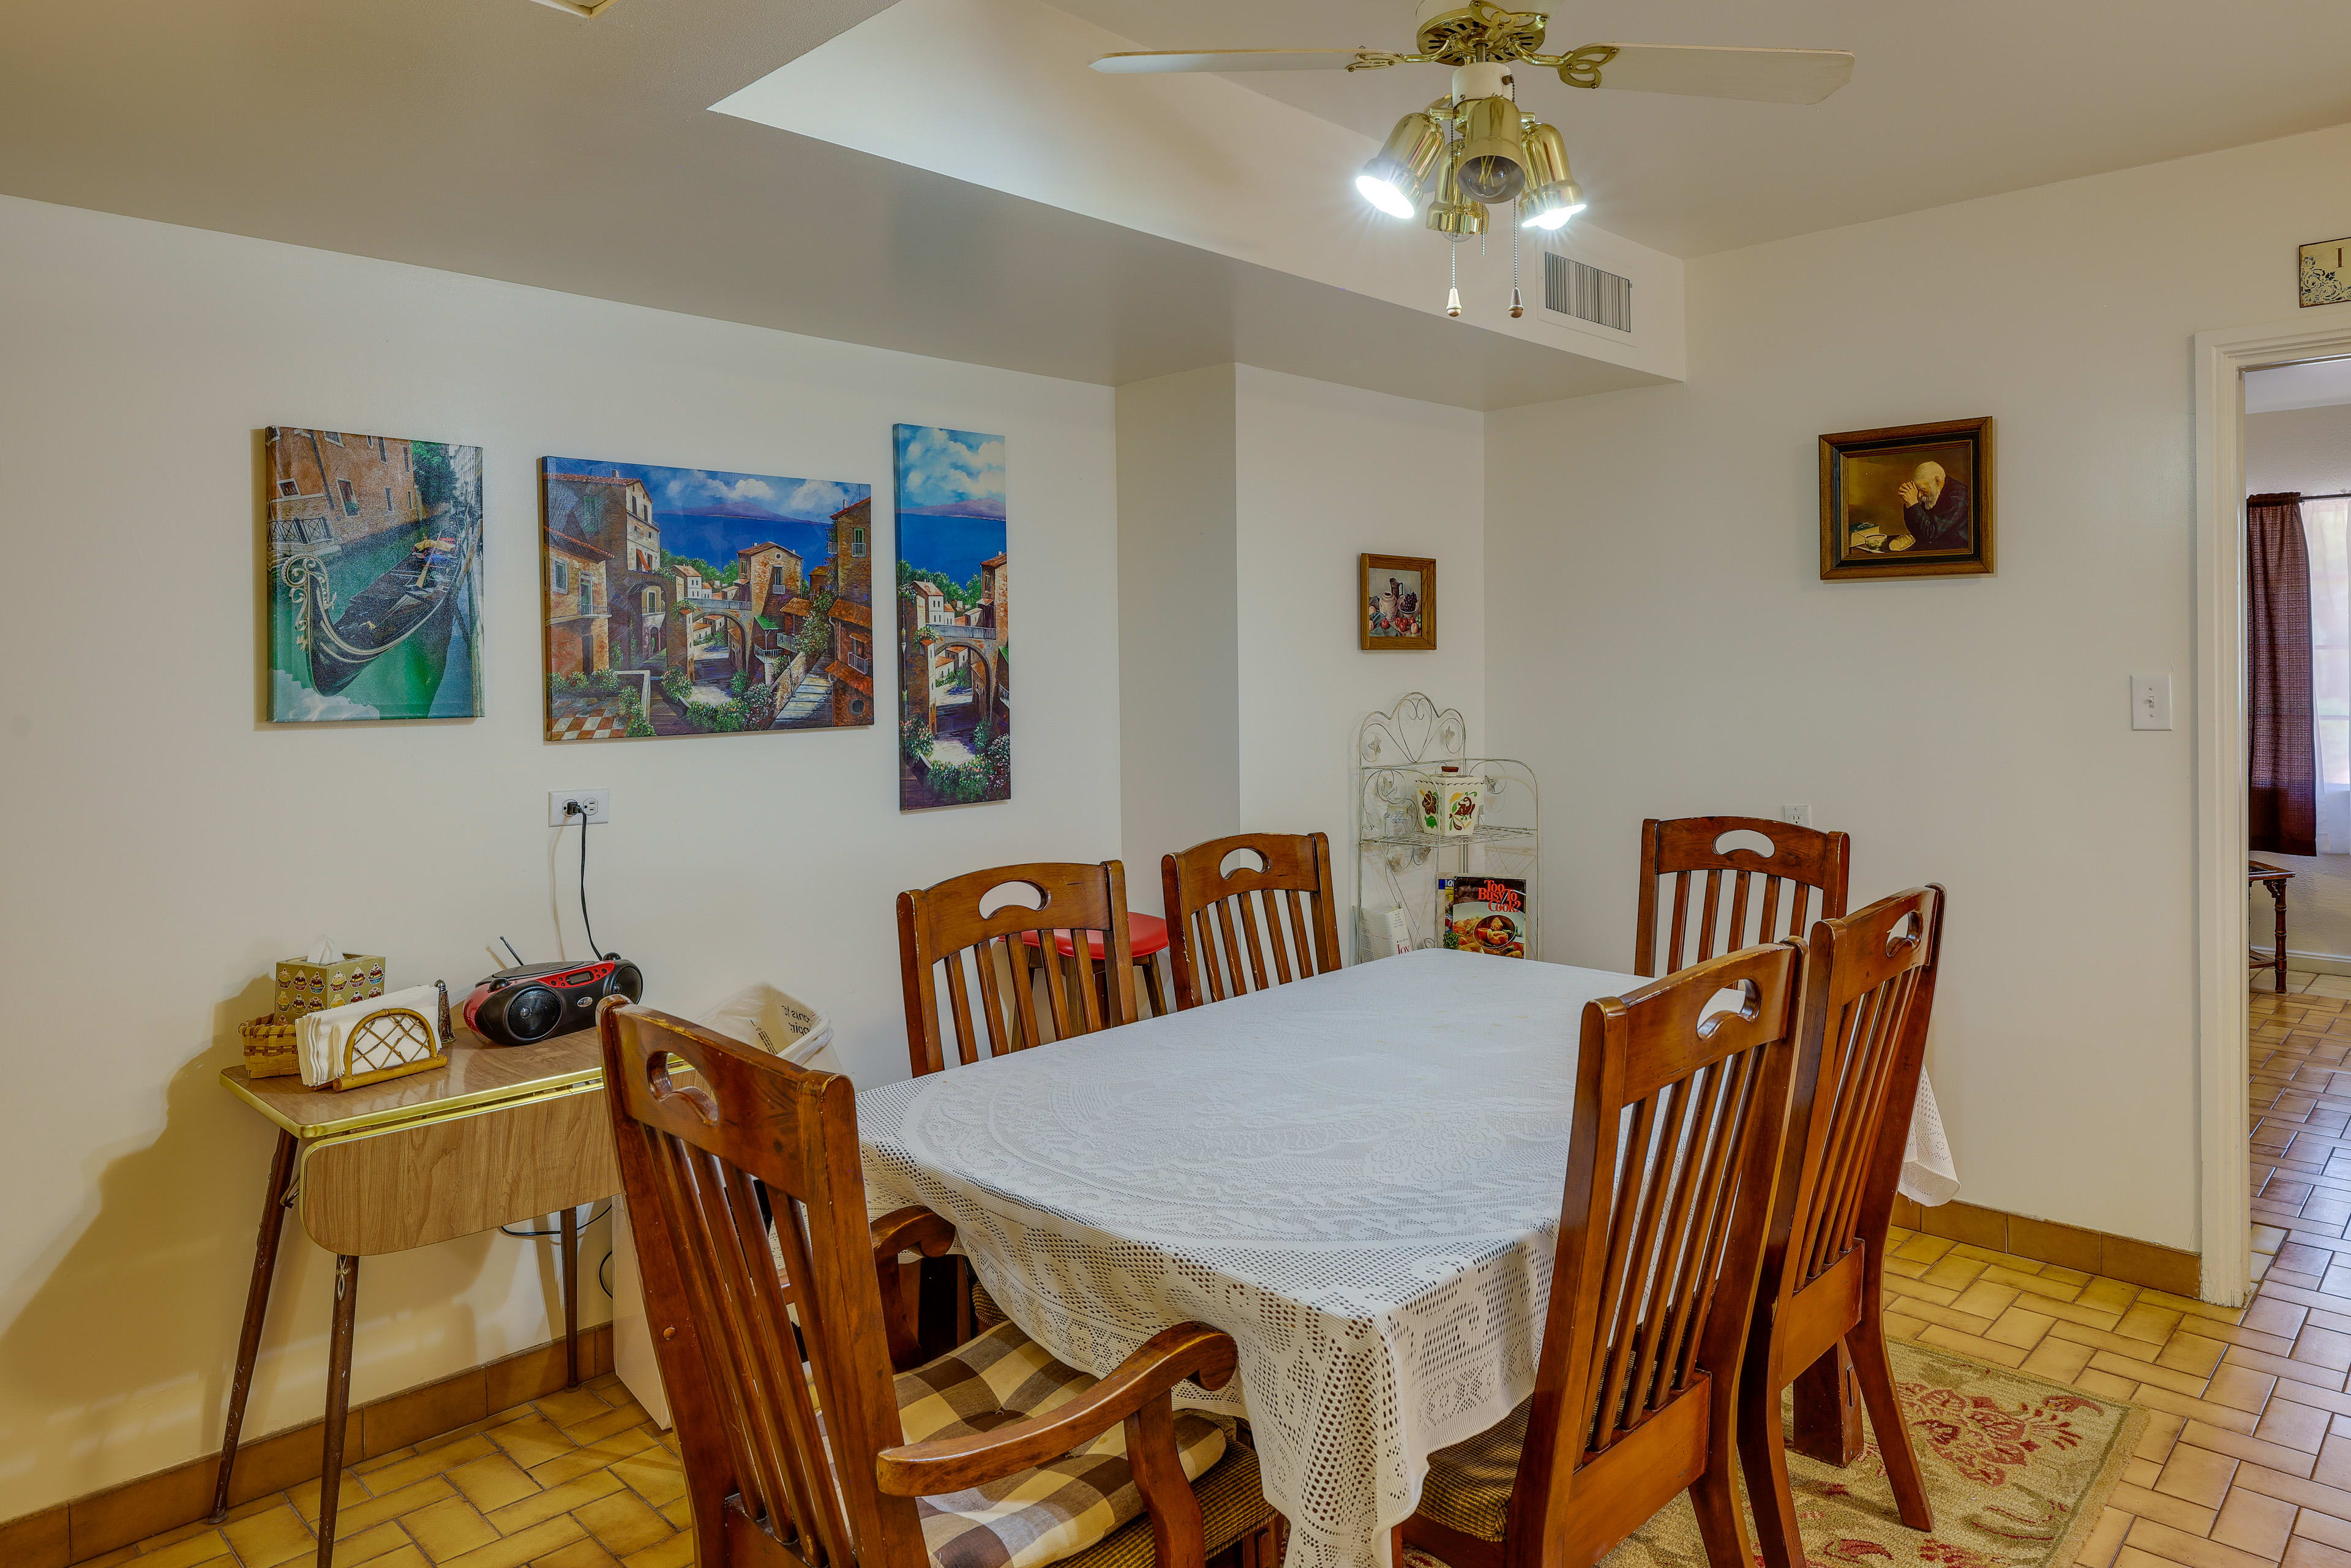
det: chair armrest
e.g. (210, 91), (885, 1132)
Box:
(872, 1207), (961, 1369)
(874, 1322), (1239, 1496)
(872, 1205), (959, 1264)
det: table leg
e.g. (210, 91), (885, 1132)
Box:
(561, 1206), (580, 1388)
(2274, 883), (2291, 995)
(211, 1128), (299, 1522)
(1788, 1341), (1865, 1466)
(315, 1255), (359, 1568)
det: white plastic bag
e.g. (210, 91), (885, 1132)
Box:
(698, 983), (842, 1077)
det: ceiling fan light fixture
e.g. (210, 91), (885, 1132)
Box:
(1423, 156), (1486, 239)
(1453, 94), (1529, 204)
(1355, 110), (1446, 219)
(1518, 122), (1584, 229)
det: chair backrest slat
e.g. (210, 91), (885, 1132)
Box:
(1163, 833), (1343, 1010)
(1635, 816), (1851, 978)
(602, 1003), (923, 1568)
(1507, 940), (1802, 1539)
(897, 861), (1138, 1077)
(1765, 887), (1946, 1308)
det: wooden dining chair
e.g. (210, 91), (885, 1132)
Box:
(1161, 831), (1342, 1009)
(897, 861), (1140, 1078)
(599, 1000), (1284, 1568)
(1635, 816), (1851, 977)
(1738, 887), (1948, 1568)
(1396, 940), (1806, 1568)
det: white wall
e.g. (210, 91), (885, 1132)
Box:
(1114, 367), (1485, 943)
(1484, 122), (2351, 1253)
(1234, 368), (1485, 951)
(0, 193), (1120, 1519)
(2248, 402), (2351, 500)
(1118, 367), (1240, 914)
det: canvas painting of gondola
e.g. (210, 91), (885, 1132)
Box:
(267, 427), (484, 722)
(896, 426), (1009, 809)
(540, 459), (875, 741)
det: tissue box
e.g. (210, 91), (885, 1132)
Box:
(274, 953), (386, 1021)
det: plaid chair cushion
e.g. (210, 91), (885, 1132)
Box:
(898, 1321), (1231, 1568)
(1415, 1398), (1529, 1544)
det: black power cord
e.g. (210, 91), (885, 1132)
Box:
(499, 1201), (611, 1239)
(564, 801), (607, 960)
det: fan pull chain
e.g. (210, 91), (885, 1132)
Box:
(1447, 242), (1461, 318)
(1510, 202), (1525, 318)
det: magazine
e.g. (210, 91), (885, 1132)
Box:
(1444, 875), (1529, 958)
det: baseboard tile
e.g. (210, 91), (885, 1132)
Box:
(2252, 947), (2351, 977)
(1889, 1196), (2200, 1297)
(0, 1324), (613, 1568)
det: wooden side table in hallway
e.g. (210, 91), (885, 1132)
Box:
(2251, 859), (2293, 994)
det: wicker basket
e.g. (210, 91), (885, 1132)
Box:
(239, 1013), (301, 1079)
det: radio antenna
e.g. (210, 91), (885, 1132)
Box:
(499, 936), (525, 967)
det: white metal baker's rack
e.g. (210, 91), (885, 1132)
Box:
(1352, 692), (1541, 959)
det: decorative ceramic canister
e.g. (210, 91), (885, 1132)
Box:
(1415, 765), (1488, 838)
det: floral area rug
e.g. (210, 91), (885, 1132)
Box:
(1404, 1337), (2143, 1568)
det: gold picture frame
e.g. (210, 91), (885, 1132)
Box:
(1360, 553), (1435, 650)
(1819, 417), (1995, 582)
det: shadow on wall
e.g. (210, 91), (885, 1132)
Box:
(0, 979), (498, 1509)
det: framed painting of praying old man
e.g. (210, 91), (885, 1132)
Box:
(1819, 416), (1995, 581)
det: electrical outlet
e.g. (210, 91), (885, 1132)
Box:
(549, 789), (612, 826)
(1779, 804), (1812, 828)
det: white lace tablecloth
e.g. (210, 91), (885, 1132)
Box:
(857, 950), (1954, 1568)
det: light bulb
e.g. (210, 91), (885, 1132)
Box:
(1355, 174), (1417, 220)
(1521, 200), (1584, 231)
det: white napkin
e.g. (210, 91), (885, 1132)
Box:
(298, 983), (446, 1086)
(1899, 1072), (1960, 1205)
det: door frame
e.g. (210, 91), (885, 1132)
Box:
(2193, 309), (2351, 1307)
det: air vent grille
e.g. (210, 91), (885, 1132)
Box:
(1543, 253), (1632, 333)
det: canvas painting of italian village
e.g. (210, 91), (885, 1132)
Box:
(267, 427), (484, 722)
(895, 426), (1008, 809)
(541, 459), (875, 741)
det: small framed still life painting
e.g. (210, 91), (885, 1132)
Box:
(1361, 553), (1435, 650)
(1818, 416), (1995, 582)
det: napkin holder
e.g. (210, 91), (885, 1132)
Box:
(320, 982), (454, 1093)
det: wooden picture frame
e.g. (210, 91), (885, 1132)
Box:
(1818, 417), (1995, 582)
(1361, 553), (1435, 650)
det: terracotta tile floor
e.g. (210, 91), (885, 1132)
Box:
(99, 975), (2351, 1567)
(94, 1371), (689, 1568)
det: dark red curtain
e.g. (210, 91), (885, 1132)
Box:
(2249, 491), (2317, 855)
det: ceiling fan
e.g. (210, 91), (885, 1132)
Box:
(1093, 1), (1852, 313)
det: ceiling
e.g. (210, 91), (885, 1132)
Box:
(0, 0), (1661, 408)
(2248, 358), (2351, 415)
(1, 0), (2347, 406)
(1052, 0), (2351, 257)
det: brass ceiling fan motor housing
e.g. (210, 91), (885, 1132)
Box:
(1414, 1), (1551, 64)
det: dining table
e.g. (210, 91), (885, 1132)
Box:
(856, 947), (1956, 1568)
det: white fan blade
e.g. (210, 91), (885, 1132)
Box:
(1567, 44), (1854, 103)
(1092, 48), (1382, 74)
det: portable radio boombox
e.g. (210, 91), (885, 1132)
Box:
(464, 957), (644, 1046)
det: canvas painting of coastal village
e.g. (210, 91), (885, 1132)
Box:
(267, 427), (484, 722)
(541, 459), (875, 741)
(895, 426), (1008, 809)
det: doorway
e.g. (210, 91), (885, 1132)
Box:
(2194, 319), (2351, 1307)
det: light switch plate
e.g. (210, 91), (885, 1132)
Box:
(2129, 673), (2173, 732)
